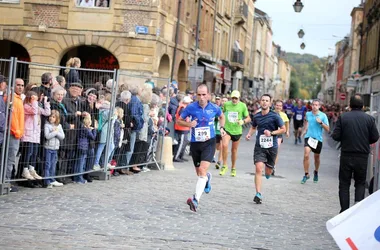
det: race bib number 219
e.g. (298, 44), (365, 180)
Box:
(195, 127), (210, 142)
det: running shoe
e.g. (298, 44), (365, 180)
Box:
(230, 168), (236, 177)
(215, 161), (221, 169)
(204, 173), (212, 194)
(253, 192), (262, 204)
(298, 136), (302, 144)
(301, 175), (310, 184)
(313, 171), (318, 183)
(294, 139), (297, 145)
(186, 196), (198, 212)
(271, 166), (276, 176)
(219, 165), (228, 176)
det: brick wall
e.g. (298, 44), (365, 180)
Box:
(31, 4), (60, 28)
(122, 10), (149, 32)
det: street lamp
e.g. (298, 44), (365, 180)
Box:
(298, 29), (305, 38)
(300, 43), (306, 49)
(293, 0), (304, 13)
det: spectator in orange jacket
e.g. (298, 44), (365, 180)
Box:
(6, 78), (25, 192)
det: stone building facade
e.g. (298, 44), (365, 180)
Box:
(0, 0), (291, 96)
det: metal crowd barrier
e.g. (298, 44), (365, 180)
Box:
(0, 57), (170, 195)
(371, 93), (380, 192)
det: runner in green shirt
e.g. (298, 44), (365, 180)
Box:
(220, 90), (250, 177)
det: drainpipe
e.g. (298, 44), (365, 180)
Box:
(170, 0), (182, 82)
(195, 0), (202, 64)
(211, 0), (218, 60)
(229, 0), (236, 90)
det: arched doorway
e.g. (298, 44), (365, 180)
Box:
(60, 45), (119, 89)
(177, 60), (187, 91)
(158, 54), (170, 87)
(0, 40), (30, 80)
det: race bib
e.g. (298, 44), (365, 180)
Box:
(296, 114), (303, 121)
(195, 127), (211, 142)
(228, 112), (238, 123)
(286, 109), (292, 114)
(216, 122), (220, 130)
(259, 135), (273, 148)
(308, 137), (318, 149)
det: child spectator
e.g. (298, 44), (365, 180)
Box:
(93, 101), (115, 170)
(44, 110), (65, 188)
(21, 90), (51, 180)
(75, 114), (97, 184)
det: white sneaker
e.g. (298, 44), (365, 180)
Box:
(142, 167), (151, 172)
(51, 181), (63, 187)
(107, 163), (115, 170)
(29, 169), (43, 180)
(46, 184), (53, 189)
(22, 169), (35, 180)
(93, 164), (101, 171)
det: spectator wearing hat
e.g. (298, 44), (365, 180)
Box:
(60, 82), (84, 181)
(173, 95), (192, 162)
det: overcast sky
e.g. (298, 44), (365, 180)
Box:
(255, 0), (363, 58)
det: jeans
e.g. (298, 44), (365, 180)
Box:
(339, 154), (368, 213)
(6, 135), (20, 180)
(85, 148), (95, 172)
(126, 131), (137, 165)
(95, 142), (115, 167)
(44, 149), (58, 185)
(74, 150), (87, 183)
(94, 143), (106, 166)
(21, 142), (39, 169)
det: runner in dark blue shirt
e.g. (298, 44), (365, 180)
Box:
(292, 99), (307, 144)
(246, 94), (286, 204)
(177, 83), (226, 212)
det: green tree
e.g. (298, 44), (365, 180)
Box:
(285, 53), (326, 99)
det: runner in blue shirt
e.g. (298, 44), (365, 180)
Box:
(246, 94), (286, 204)
(283, 99), (294, 120)
(300, 99), (329, 184)
(292, 100), (307, 144)
(177, 83), (226, 212)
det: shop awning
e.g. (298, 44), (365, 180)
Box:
(200, 61), (222, 74)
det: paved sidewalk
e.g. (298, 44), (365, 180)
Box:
(0, 130), (341, 249)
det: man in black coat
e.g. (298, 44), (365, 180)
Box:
(332, 94), (379, 213)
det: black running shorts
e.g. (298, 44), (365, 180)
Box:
(225, 130), (242, 142)
(253, 146), (278, 169)
(190, 137), (216, 167)
(216, 134), (222, 144)
(294, 120), (304, 130)
(304, 137), (323, 154)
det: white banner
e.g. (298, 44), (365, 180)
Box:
(326, 190), (380, 249)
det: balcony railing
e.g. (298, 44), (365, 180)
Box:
(231, 49), (244, 66)
(234, 1), (248, 24)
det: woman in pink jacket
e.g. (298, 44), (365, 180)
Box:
(21, 90), (51, 180)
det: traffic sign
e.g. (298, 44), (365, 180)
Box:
(340, 93), (346, 100)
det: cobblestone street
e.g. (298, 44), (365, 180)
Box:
(0, 131), (341, 249)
